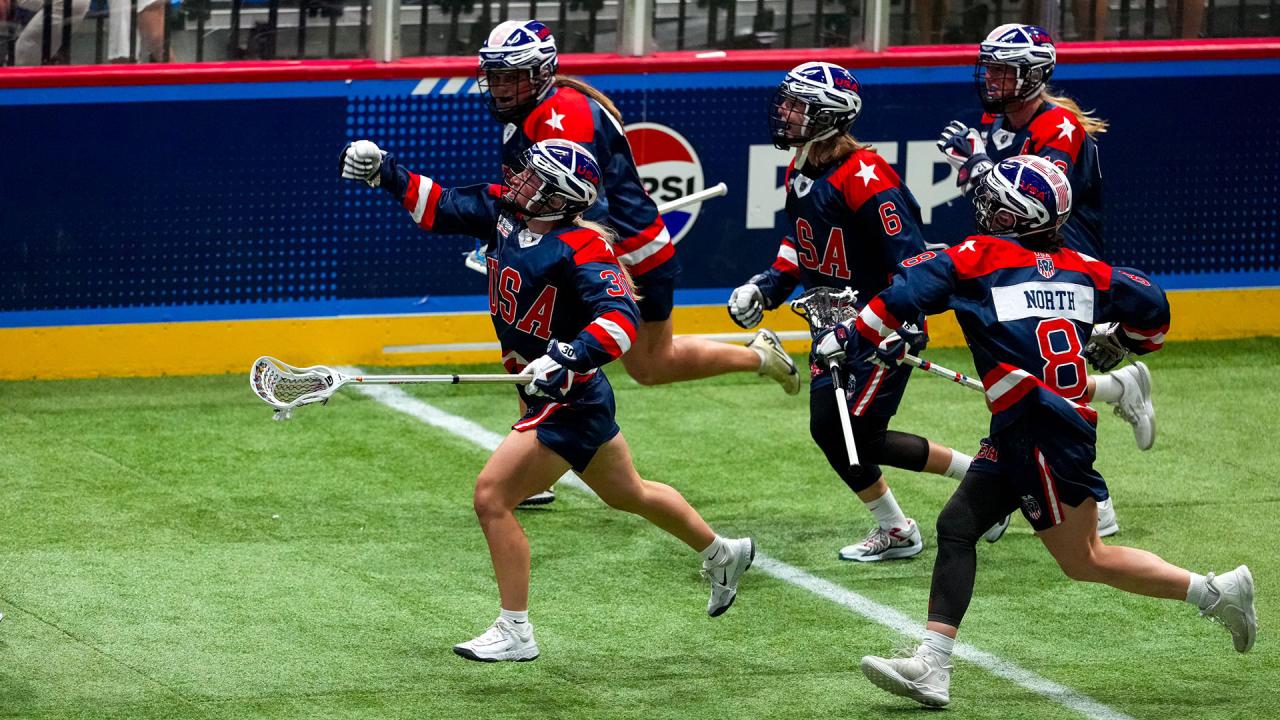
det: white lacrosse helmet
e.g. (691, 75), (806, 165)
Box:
(976, 24), (1057, 112)
(477, 20), (559, 122)
(769, 61), (863, 149)
(501, 139), (602, 221)
(972, 154), (1073, 241)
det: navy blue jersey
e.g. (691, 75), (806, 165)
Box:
(855, 235), (1168, 433)
(382, 161), (640, 395)
(751, 148), (928, 311)
(978, 103), (1104, 258)
(503, 84), (676, 279)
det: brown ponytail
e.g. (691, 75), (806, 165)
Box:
(806, 134), (871, 168)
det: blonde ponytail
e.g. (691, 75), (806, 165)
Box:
(554, 76), (624, 125)
(1042, 89), (1109, 137)
(806, 134), (871, 168)
(572, 217), (642, 300)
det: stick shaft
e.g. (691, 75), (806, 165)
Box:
(656, 182), (727, 214)
(345, 373), (532, 385)
(828, 361), (861, 469)
(901, 354), (984, 393)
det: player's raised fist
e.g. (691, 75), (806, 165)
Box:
(340, 140), (386, 187)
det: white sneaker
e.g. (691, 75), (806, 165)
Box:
(452, 617), (540, 662)
(1096, 498), (1119, 537)
(1201, 565), (1257, 653)
(860, 649), (952, 707)
(703, 537), (755, 617)
(983, 515), (1011, 543)
(1109, 362), (1156, 451)
(839, 520), (924, 562)
(748, 329), (800, 395)
(517, 488), (556, 508)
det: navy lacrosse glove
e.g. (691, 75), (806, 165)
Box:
(524, 340), (589, 401)
(937, 120), (994, 190)
(871, 324), (927, 368)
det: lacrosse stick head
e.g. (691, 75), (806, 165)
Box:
(789, 287), (859, 333)
(250, 356), (345, 418)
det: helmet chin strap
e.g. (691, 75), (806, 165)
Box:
(793, 139), (816, 171)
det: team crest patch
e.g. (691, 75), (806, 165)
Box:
(517, 229), (542, 248)
(1022, 495), (1042, 521)
(497, 216), (515, 236)
(503, 123), (518, 144)
(1035, 253), (1056, 279)
(792, 175), (814, 197)
(991, 127), (1015, 151)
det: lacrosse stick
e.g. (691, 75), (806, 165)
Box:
(790, 287), (862, 471)
(251, 356), (532, 420)
(901, 354), (984, 392)
(463, 182), (730, 275)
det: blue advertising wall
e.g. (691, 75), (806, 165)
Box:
(2, 54), (1278, 377)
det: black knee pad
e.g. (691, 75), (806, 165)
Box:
(810, 391), (884, 492)
(936, 472), (1017, 546)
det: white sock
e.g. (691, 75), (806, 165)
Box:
(920, 630), (955, 661)
(1186, 573), (1219, 610)
(866, 488), (909, 531)
(500, 608), (529, 625)
(699, 535), (729, 565)
(943, 450), (972, 481)
(749, 343), (767, 370)
(1092, 373), (1124, 403)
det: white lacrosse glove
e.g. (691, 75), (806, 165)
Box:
(813, 322), (852, 365)
(340, 140), (386, 187)
(727, 283), (765, 328)
(937, 120), (993, 189)
(524, 341), (581, 401)
(1084, 322), (1129, 372)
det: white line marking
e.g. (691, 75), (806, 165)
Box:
(343, 374), (593, 496)
(345, 373), (1133, 720)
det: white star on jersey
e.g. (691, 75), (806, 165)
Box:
(545, 109), (566, 131)
(959, 240), (977, 252)
(1055, 117), (1076, 141)
(854, 160), (879, 186)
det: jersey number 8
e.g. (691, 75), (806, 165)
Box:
(1036, 317), (1087, 399)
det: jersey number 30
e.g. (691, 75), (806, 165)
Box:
(1036, 317), (1086, 398)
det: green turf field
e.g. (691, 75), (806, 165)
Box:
(2, 338), (1277, 719)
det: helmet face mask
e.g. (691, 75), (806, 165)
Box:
(477, 20), (558, 122)
(974, 24), (1056, 113)
(501, 140), (601, 222)
(972, 155), (1072, 244)
(769, 62), (862, 150)
(502, 167), (567, 219)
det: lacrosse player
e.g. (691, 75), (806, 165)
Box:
(479, 19), (799, 507)
(339, 137), (755, 662)
(937, 24), (1155, 489)
(937, 24), (1156, 536)
(729, 62), (986, 562)
(814, 156), (1254, 707)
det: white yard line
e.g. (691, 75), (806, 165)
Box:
(346, 375), (1135, 720)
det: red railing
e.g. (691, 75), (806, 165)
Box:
(0, 37), (1276, 89)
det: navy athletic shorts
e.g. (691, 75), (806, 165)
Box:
(967, 402), (1107, 532)
(513, 374), (620, 473)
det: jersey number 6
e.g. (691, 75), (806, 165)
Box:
(878, 202), (902, 236)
